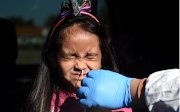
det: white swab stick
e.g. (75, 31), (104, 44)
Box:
(81, 70), (83, 79)
(81, 70), (86, 112)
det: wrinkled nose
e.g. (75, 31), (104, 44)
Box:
(74, 60), (86, 71)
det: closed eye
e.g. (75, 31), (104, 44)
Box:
(62, 53), (76, 60)
(86, 53), (98, 60)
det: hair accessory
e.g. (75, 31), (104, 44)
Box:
(50, 0), (100, 39)
(61, 0), (91, 18)
(69, 0), (81, 16)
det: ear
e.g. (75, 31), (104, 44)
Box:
(47, 54), (57, 68)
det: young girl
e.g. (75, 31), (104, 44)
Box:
(26, 0), (132, 112)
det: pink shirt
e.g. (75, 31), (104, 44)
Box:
(51, 90), (132, 112)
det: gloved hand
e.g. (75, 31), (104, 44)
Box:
(76, 69), (135, 109)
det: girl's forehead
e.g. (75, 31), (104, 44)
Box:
(62, 24), (85, 37)
(60, 26), (100, 54)
(62, 24), (98, 42)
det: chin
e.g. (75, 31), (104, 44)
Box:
(76, 81), (82, 88)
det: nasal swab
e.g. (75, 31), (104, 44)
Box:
(81, 70), (83, 79)
(81, 70), (86, 112)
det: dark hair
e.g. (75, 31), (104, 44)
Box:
(26, 14), (119, 112)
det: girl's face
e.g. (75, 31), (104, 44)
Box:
(55, 24), (102, 93)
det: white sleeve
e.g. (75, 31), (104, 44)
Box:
(145, 69), (180, 112)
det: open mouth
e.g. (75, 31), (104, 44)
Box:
(72, 73), (86, 78)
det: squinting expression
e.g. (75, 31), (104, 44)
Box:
(56, 24), (102, 93)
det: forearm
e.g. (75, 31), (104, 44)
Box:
(130, 78), (148, 109)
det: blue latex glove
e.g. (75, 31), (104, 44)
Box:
(76, 69), (135, 109)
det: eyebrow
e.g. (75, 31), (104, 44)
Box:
(86, 53), (98, 56)
(61, 53), (98, 57)
(62, 53), (76, 57)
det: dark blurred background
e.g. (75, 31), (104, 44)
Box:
(0, 0), (179, 112)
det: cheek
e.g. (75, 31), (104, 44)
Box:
(87, 60), (102, 70)
(57, 60), (75, 76)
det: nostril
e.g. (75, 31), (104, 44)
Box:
(74, 68), (81, 71)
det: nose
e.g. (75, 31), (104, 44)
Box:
(74, 59), (86, 71)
